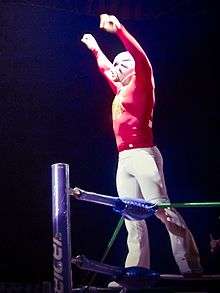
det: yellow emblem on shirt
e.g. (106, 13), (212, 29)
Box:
(112, 96), (124, 120)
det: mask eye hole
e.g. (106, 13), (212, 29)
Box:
(121, 64), (128, 69)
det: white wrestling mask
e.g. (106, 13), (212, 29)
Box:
(112, 51), (135, 85)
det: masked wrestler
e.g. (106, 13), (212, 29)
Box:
(81, 14), (203, 287)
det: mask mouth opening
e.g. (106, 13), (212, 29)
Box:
(113, 64), (135, 83)
(110, 69), (120, 82)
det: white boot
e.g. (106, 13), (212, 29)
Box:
(108, 281), (123, 288)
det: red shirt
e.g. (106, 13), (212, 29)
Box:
(112, 74), (155, 152)
(95, 25), (155, 152)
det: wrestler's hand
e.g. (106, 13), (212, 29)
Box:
(81, 34), (100, 52)
(100, 14), (121, 33)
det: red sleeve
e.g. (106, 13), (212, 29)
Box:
(116, 25), (153, 81)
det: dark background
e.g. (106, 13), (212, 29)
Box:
(0, 0), (219, 288)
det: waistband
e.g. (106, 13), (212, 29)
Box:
(119, 146), (159, 158)
(118, 142), (154, 153)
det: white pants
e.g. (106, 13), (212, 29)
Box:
(116, 146), (202, 274)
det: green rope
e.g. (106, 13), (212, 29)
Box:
(88, 216), (124, 286)
(158, 201), (220, 208)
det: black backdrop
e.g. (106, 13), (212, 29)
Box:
(0, 1), (219, 287)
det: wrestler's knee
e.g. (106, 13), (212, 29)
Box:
(155, 208), (187, 237)
(125, 220), (148, 242)
(125, 219), (147, 234)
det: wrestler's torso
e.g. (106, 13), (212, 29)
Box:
(112, 75), (155, 152)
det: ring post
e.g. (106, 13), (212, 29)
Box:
(52, 163), (72, 292)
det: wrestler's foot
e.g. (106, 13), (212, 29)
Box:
(182, 267), (203, 278)
(178, 256), (203, 278)
(182, 271), (203, 278)
(108, 281), (123, 288)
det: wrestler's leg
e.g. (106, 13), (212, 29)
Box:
(131, 147), (202, 274)
(116, 155), (150, 268)
(155, 207), (202, 273)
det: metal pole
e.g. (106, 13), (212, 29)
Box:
(52, 163), (72, 293)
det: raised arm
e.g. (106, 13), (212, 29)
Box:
(100, 14), (153, 80)
(81, 34), (121, 93)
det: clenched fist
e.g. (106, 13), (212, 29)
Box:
(99, 14), (121, 33)
(81, 34), (99, 51)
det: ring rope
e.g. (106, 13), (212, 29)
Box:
(88, 216), (124, 286)
(158, 201), (220, 208)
